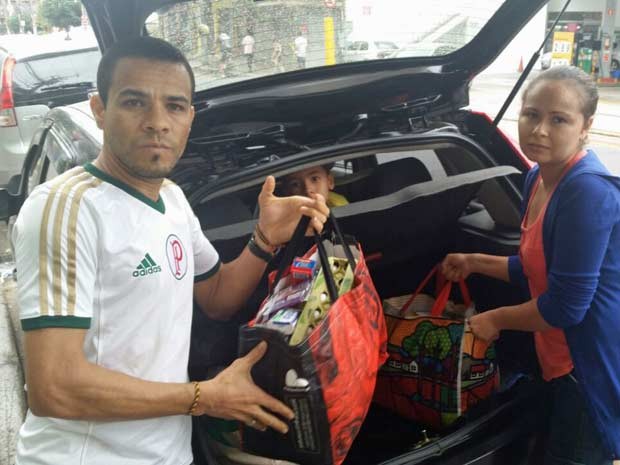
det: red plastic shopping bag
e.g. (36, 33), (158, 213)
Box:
(239, 215), (388, 465)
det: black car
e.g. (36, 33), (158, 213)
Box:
(1, 0), (555, 463)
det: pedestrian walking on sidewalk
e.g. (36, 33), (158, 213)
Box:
(294, 31), (307, 69)
(242, 32), (255, 73)
(219, 31), (232, 76)
(272, 39), (284, 73)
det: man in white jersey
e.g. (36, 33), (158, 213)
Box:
(12, 37), (329, 465)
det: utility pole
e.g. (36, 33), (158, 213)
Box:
(30, 0), (37, 34)
(599, 0), (617, 79)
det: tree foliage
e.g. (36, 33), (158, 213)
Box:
(39, 0), (81, 31)
(24, 16), (34, 34)
(8, 15), (21, 34)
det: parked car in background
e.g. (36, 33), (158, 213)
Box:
(343, 39), (399, 62)
(2, 0), (555, 463)
(391, 41), (460, 58)
(0, 35), (100, 188)
(540, 51), (552, 69)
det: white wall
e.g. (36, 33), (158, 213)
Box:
(343, 0), (522, 46)
(482, 6), (547, 74)
(548, 0), (620, 26)
(549, 0), (606, 11)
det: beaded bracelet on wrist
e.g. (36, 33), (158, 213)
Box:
(254, 224), (273, 247)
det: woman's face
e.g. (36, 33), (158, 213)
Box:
(518, 79), (593, 167)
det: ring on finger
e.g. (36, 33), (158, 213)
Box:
(249, 418), (257, 427)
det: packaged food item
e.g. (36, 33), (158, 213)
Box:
(332, 258), (354, 296)
(255, 308), (301, 336)
(257, 278), (314, 323)
(288, 258), (353, 346)
(291, 258), (317, 281)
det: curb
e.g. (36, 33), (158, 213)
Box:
(589, 129), (620, 138)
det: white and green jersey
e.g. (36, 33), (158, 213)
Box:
(13, 163), (220, 465)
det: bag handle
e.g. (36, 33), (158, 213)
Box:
(430, 280), (471, 317)
(435, 273), (471, 311)
(272, 215), (311, 290)
(314, 232), (339, 302)
(399, 265), (471, 317)
(328, 211), (357, 272)
(271, 212), (356, 303)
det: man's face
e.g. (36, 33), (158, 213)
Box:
(91, 57), (194, 179)
(283, 166), (334, 199)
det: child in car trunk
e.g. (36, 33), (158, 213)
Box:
(281, 164), (348, 208)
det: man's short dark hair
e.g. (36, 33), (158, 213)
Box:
(96, 36), (195, 106)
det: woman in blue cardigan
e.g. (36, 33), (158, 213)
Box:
(442, 66), (620, 464)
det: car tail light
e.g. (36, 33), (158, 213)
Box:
(0, 56), (17, 127)
(470, 110), (532, 169)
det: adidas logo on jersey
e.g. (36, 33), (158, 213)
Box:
(133, 253), (162, 277)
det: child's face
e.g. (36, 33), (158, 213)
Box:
(283, 166), (334, 199)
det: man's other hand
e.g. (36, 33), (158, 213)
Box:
(199, 341), (295, 433)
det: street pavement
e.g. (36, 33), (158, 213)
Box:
(471, 71), (620, 137)
(0, 271), (24, 465)
(1, 213), (22, 463)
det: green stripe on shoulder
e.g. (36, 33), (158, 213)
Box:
(194, 260), (222, 283)
(21, 316), (91, 331)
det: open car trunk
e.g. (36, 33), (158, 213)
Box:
(187, 114), (546, 465)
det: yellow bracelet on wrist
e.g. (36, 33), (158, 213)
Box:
(188, 381), (200, 416)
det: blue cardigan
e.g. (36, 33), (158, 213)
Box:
(508, 150), (620, 458)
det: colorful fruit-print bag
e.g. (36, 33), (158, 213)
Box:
(374, 266), (499, 430)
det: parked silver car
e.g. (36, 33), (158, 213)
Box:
(391, 41), (459, 58)
(342, 39), (399, 62)
(540, 51), (552, 69)
(0, 38), (100, 188)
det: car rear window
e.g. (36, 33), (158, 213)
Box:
(144, 0), (506, 91)
(12, 48), (100, 107)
